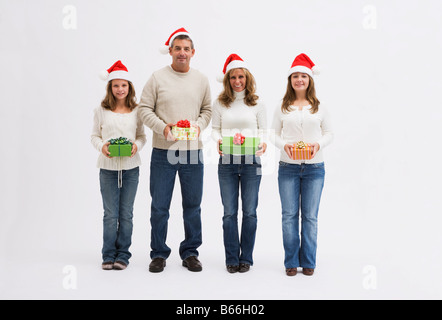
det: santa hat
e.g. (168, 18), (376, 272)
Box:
(288, 53), (320, 77)
(216, 53), (248, 82)
(159, 27), (191, 54)
(99, 60), (131, 82)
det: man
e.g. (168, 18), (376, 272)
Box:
(138, 28), (212, 272)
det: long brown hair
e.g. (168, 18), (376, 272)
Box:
(101, 80), (137, 111)
(281, 74), (320, 114)
(218, 68), (259, 108)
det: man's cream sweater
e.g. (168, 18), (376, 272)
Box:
(138, 66), (212, 150)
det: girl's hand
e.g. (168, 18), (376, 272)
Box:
(217, 139), (223, 156)
(310, 142), (320, 159)
(131, 143), (138, 158)
(102, 142), (111, 158)
(255, 142), (267, 156)
(284, 144), (293, 159)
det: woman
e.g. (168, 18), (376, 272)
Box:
(91, 60), (146, 270)
(272, 53), (333, 276)
(212, 54), (267, 273)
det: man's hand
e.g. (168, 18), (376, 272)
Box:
(164, 123), (177, 141)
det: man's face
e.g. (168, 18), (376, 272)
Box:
(169, 38), (195, 69)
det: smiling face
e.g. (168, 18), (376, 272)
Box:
(229, 68), (246, 93)
(169, 38), (195, 72)
(111, 79), (129, 101)
(290, 72), (310, 92)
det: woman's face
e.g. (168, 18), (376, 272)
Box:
(111, 79), (129, 101)
(290, 72), (310, 92)
(229, 68), (246, 93)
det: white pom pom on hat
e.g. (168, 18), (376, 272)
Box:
(159, 27), (191, 54)
(217, 53), (248, 83)
(99, 69), (110, 81)
(99, 60), (131, 82)
(288, 53), (320, 77)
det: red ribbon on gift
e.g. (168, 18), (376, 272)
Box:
(233, 133), (245, 145)
(176, 119), (191, 128)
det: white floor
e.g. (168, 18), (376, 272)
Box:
(2, 196), (441, 300)
(2, 151), (441, 300)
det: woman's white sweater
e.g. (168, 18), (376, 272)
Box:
(91, 106), (147, 170)
(271, 104), (333, 164)
(211, 90), (267, 143)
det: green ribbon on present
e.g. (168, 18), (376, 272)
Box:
(108, 137), (132, 146)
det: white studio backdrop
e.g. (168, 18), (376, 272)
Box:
(1, 0), (442, 299)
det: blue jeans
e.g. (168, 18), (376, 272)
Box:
(278, 162), (325, 269)
(100, 167), (139, 265)
(150, 148), (204, 260)
(218, 155), (262, 266)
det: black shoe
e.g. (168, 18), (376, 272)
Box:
(226, 265), (239, 273)
(149, 257), (166, 273)
(182, 256), (202, 272)
(239, 263), (250, 273)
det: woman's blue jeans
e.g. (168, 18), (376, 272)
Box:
(100, 167), (139, 265)
(149, 148), (204, 261)
(218, 155), (262, 266)
(278, 162), (325, 269)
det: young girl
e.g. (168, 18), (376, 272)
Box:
(91, 60), (146, 270)
(272, 53), (333, 276)
(212, 54), (267, 273)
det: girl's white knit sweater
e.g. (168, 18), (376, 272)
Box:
(91, 106), (147, 170)
(211, 90), (267, 142)
(271, 104), (333, 164)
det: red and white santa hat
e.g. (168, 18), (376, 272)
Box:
(99, 60), (131, 82)
(288, 53), (320, 77)
(217, 53), (248, 82)
(159, 27), (191, 54)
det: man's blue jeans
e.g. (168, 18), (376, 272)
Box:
(218, 155), (262, 266)
(100, 167), (139, 265)
(278, 162), (325, 269)
(149, 148), (204, 260)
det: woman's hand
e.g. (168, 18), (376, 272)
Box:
(131, 143), (138, 158)
(102, 141), (111, 158)
(255, 142), (267, 156)
(217, 139), (223, 156)
(310, 142), (320, 159)
(284, 144), (293, 159)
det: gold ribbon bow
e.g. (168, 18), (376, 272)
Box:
(296, 141), (306, 149)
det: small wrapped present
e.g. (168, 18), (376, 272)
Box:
(291, 141), (313, 160)
(172, 119), (198, 141)
(220, 133), (260, 155)
(108, 137), (132, 157)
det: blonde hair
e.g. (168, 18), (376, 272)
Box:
(218, 68), (259, 108)
(101, 80), (137, 111)
(281, 74), (320, 114)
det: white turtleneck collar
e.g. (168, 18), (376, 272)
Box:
(234, 90), (246, 100)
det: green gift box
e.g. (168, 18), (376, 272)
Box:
(220, 136), (260, 155)
(108, 137), (132, 157)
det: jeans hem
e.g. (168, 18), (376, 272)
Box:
(181, 254), (199, 261)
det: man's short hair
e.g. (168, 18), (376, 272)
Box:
(171, 34), (194, 49)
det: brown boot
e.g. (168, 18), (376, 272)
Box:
(149, 257), (166, 273)
(182, 256), (202, 272)
(286, 268), (297, 276)
(302, 268), (314, 276)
